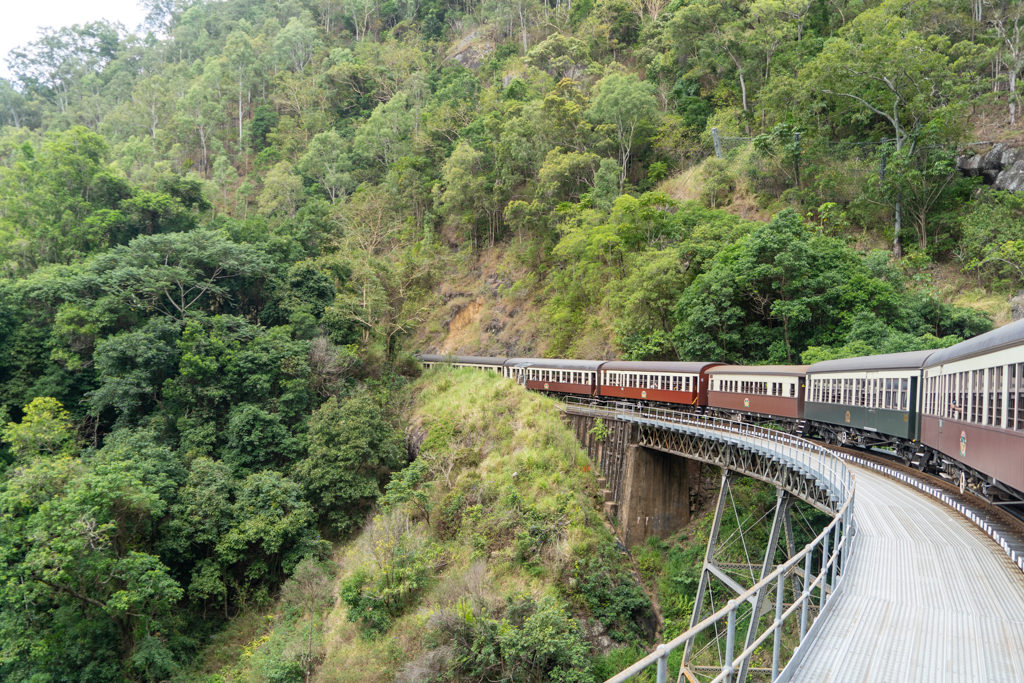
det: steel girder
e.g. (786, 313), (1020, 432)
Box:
(635, 422), (838, 514)
(681, 475), (800, 683)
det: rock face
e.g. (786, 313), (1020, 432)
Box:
(957, 143), (1024, 191)
(1011, 291), (1024, 321)
(446, 30), (495, 70)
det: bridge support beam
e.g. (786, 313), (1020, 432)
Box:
(619, 444), (696, 547)
(682, 473), (795, 682)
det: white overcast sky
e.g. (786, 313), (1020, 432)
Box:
(1, 0), (149, 79)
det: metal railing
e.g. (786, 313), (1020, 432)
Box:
(561, 398), (855, 683)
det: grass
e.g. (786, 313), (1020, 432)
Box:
(313, 367), (649, 681)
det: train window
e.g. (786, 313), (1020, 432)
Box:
(1011, 364), (1020, 429)
(1015, 363), (1024, 430)
(990, 366), (1001, 427)
(994, 366), (1004, 427)
(980, 368), (986, 423)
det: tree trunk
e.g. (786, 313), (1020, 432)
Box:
(1011, 67), (1018, 126)
(238, 87), (244, 149)
(893, 201), (904, 258)
(519, 4), (528, 52)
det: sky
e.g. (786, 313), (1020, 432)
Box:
(0, 0), (149, 79)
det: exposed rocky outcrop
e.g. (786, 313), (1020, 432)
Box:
(957, 143), (1024, 192)
(446, 30), (495, 70)
(1011, 291), (1024, 321)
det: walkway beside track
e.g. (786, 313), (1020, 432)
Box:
(791, 463), (1024, 682)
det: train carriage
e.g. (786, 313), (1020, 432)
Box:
(418, 354), (506, 373)
(707, 365), (808, 420)
(598, 361), (721, 407)
(921, 320), (1024, 495)
(804, 350), (933, 450)
(505, 358), (602, 396)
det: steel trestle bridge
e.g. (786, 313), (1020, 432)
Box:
(561, 399), (1024, 683)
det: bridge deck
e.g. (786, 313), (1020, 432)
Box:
(791, 464), (1024, 682)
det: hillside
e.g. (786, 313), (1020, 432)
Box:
(2, 0), (1024, 679)
(186, 367), (654, 681)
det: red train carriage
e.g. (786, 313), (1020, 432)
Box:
(598, 361), (721, 407)
(921, 320), (1024, 496)
(707, 365), (808, 420)
(505, 358), (603, 397)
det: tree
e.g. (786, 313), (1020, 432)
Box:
(801, 0), (968, 256)
(274, 16), (322, 72)
(587, 72), (659, 189)
(6, 22), (123, 114)
(352, 92), (416, 172)
(1, 396), (78, 460)
(280, 557), (334, 682)
(89, 318), (182, 425)
(92, 230), (271, 324)
(223, 30), (257, 149)
(435, 141), (494, 248)
(869, 144), (969, 251)
(0, 429), (184, 680)
(298, 130), (354, 202)
(293, 392), (405, 534)
(671, 210), (899, 362)
(259, 160), (304, 217)
(668, 0), (753, 117)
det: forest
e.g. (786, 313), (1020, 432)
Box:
(1, 0), (1023, 679)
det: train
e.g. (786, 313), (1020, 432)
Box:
(419, 318), (1024, 507)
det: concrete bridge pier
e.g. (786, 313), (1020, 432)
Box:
(620, 444), (700, 547)
(564, 411), (701, 547)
